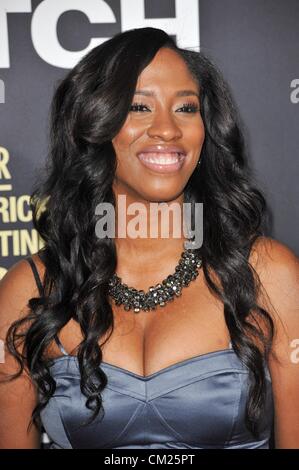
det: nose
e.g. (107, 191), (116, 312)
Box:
(147, 108), (183, 141)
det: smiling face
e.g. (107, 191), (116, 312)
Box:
(112, 47), (205, 203)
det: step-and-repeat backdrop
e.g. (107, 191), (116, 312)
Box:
(0, 0), (298, 278)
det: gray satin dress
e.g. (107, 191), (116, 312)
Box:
(26, 256), (274, 449)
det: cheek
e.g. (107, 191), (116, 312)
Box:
(113, 124), (144, 154)
(185, 119), (205, 150)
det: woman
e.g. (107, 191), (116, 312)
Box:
(0, 27), (298, 449)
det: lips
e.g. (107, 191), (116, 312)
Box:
(136, 145), (187, 174)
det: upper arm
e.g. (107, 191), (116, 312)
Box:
(0, 256), (44, 449)
(251, 237), (299, 449)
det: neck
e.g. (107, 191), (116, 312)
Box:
(111, 190), (190, 283)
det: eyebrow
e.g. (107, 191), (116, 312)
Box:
(134, 89), (199, 98)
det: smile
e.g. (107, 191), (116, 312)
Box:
(137, 150), (187, 174)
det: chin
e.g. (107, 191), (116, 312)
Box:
(138, 189), (185, 204)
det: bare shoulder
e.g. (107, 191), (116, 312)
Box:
(249, 236), (299, 308)
(0, 254), (43, 448)
(249, 236), (299, 355)
(250, 235), (299, 274)
(250, 240), (299, 448)
(0, 253), (45, 330)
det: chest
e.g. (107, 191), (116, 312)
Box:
(54, 270), (231, 377)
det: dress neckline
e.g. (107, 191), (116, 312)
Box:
(48, 347), (237, 381)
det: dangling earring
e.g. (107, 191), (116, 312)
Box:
(197, 159), (201, 167)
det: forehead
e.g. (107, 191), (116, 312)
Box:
(135, 48), (198, 92)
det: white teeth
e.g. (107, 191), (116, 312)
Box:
(138, 152), (184, 164)
(144, 157), (179, 164)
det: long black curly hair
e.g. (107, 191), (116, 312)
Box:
(5, 27), (275, 439)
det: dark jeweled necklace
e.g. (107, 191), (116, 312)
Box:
(108, 245), (202, 313)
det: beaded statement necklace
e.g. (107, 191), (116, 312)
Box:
(108, 245), (202, 313)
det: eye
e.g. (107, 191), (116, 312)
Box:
(129, 103), (151, 112)
(176, 102), (200, 113)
